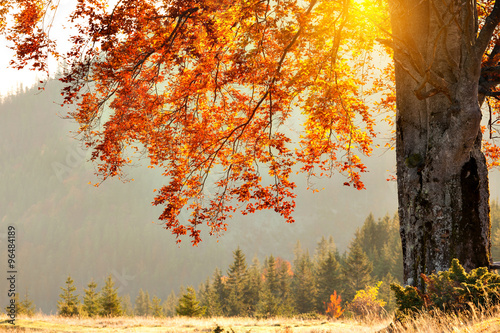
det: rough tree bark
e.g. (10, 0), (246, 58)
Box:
(389, 0), (500, 286)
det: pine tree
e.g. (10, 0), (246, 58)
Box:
(292, 247), (316, 314)
(226, 247), (248, 316)
(99, 274), (122, 317)
(176, 286), (206, 317)
(58, 275), (81, 317)
(151, 296), (164, 317)
(83, 280), (100, 317)
(342, 242), (374, 302)
(162, 290), (178, 317)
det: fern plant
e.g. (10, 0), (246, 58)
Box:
(391, 259), (500, 319)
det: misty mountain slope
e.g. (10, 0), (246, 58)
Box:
(0, 81), (399, 313)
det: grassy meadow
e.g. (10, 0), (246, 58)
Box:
(1, 310), (500, 333)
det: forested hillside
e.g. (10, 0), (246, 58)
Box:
(1, 81), (499, 314)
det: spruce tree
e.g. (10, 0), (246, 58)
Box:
(255, 283), (279, 318)
(12, 291), (35, 317)
(243, 257), (262, 316)
(276, 258), (294, 316)
(176, 286), (206, 317)
(198, 278), (222, 317)
(212, 268), (228, 315)
(99, 274), (122, 317)
(58, 275), (81, 317)
(315, 251), (343, 313)
(134, 289), (152, 316)
(492, 228), (500, 263)
(162, 290), (178, 317)
(491, 200), (500, 261)
(292, 248), (316, 314)
(83, 280), (100, 317)
(378, 273), (398, 313)
(342, 242), (373, 302)
(226, 247), (248, 316)
(314, 236), (337, 264)
(256, 255), (280, 317)
(354, 213), (403, 282)
(134, 289), (146, 316)
(151, 296), (164, 317)
(143, 291), (152, 316)
(120, 294), (134, 316)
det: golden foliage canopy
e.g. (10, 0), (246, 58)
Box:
(3, 0), (500, 244)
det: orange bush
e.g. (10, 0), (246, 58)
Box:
(325, 291), (345, 319)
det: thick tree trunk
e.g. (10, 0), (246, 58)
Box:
(389, 0), (492, 286)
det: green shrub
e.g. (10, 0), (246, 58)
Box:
(391, 259), (500, 320)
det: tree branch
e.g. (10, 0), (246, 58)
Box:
(476, 0), (500, 60)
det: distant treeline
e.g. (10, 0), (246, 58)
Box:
(11, 213), (402, 317)
(10, 206), (500, 318)
(191, 213), (403, 317)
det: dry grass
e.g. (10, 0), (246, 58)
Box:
(0, 314), (389, 332)
(0, 307), (499, 333)
(382, 304), (500, 333)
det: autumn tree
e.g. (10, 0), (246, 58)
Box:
(386, 0), (500, 286)
(3, 0), (500, 285)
